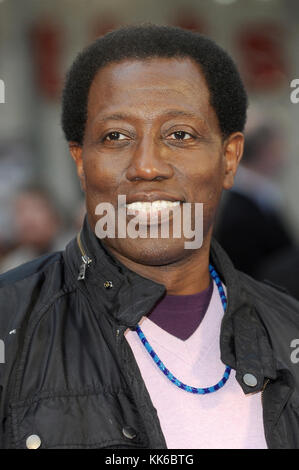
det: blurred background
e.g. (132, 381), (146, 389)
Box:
(0, 0), (299, 297)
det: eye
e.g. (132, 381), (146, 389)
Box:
(103, 131), (128, 141)
(169, 131), (194, 141)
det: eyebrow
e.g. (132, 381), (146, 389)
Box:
(96, 113), (130, 123)
(163, 110), (204, 120)
(95, 109), (206, 123)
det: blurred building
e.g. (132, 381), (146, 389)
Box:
(0, 0), (299, 273)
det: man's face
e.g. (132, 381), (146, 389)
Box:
(70, 57), (243, 266)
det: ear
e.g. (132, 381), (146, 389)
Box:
(69, 143), (86, 192)
(222, 132), (244, 190)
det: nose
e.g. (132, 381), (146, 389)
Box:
(126, 135), (173, 182)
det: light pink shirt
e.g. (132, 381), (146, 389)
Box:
(125, 280), (268, 449)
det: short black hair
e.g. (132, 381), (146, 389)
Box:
(61, 23), (248, 145)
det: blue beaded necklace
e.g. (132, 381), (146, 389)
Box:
(135, 264), (231, 394)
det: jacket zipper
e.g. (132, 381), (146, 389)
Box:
(77, 230), (122, 344)
(261, 378), (270, 403)
(115, 324), (167, 448)
(76, 231), (92, 280)
(116, 327), (125, 342)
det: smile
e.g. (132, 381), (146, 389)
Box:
(125, 200), (181, 225)
(125, 200), (181, 211)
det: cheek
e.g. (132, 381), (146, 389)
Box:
(83, 151), (120, 195)
(190, 154), (224, 203)
(187, 153), (224, 235)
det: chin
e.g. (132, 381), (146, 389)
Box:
(109, 237), (194, 267)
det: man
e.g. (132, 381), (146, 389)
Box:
(0, 24), (299, 449)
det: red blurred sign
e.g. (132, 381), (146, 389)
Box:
(172, 7), (207, 34)
(30, 20), (62, 100)
(91, 14), (119, 41)
(237, 24), (288, 91)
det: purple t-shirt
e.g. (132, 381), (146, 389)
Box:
(147, 281), (213, 340)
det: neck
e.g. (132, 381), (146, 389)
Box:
(102, 235), (212, 296)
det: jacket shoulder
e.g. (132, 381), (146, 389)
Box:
(238, 270), (299, 361)
(238, 270), (299, 315)
(0, 251), (63, 287)
(238, 270), (299, 398)
(0, 251), (65, 335)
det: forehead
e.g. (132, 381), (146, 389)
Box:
(86, 57), (219, 131)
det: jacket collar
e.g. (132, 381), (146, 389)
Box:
(64, 214), (277, 394)
(65, 215), (166, 327)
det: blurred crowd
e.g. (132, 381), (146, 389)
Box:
(215, 118), (299, 300)
(0, 0), (298, 302)
(0, 185), (85, 274)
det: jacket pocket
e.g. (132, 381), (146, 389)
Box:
(8, 389), (149, 449)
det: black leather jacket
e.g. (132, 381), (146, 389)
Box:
(1, 216), (299, 449)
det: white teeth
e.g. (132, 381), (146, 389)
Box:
(125, 200), (180, 211)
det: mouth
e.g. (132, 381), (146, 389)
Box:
(125, 200), (182, 225)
